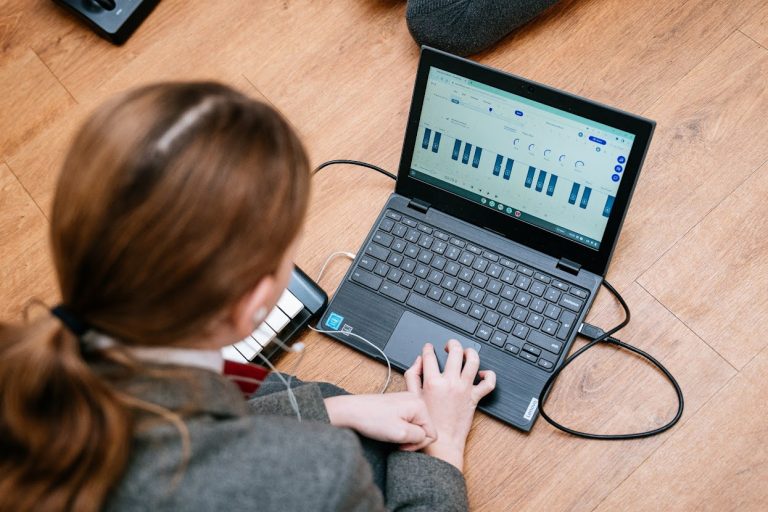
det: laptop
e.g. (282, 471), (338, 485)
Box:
(318, 47), (654, 431)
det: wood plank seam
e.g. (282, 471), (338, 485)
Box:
(631, 152), (768, 303)
(241, 73), (309, 149)
(31, 48), (78, 106)
(242, 74), (276, 110)
(634, 280), (738, 373)
(638, 27), (739, 121)
(2, 158), (50, 223)
(738, 29), (768, 51)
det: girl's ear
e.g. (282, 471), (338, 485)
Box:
(231, 274), (277, 338)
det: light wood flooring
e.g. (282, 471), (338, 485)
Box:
(1, 1), (767, 510)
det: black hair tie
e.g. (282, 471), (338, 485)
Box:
(50, 305), (90, 338)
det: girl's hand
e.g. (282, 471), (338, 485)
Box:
(403, 341), (496, 471)
(324, 392), (437, 450)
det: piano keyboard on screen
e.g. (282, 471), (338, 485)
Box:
(222, 266), (327, 363)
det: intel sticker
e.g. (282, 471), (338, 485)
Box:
(325, 312), (344, 330)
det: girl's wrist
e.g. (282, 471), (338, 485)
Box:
(423, 440), (465, 472)
(324, 396), (353, 428)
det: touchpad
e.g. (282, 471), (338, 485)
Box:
(385, 311), (482, 370)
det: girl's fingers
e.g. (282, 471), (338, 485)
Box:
(404, 355), (423, 393)
(407, 398), (437, 445)
(421, 343), (440, 377)
(400, 405), (437, 452)
(400, 434), (435, 452)
(472, 370), (497, 402)
(443, 339), (464, 377)
(460, 347), (480, 383)
(397, 421), (429, 446)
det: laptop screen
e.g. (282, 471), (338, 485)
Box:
(408, 67), (636, 250)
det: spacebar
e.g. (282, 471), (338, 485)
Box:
(406, 294), (478, 334)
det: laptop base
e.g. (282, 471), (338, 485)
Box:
(319, 194), (601, 431)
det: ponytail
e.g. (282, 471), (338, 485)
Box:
(0, 314), (132, 511)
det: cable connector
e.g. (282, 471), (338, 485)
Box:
(578, 322), (606, 341)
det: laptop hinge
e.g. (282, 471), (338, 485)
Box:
(407, 198), (431, 214)
(556, 257), (582, 276)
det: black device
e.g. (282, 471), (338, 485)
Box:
(318, 47), (654, 431)
(52, 0), (161, 45)
(222, 266), (327, 364)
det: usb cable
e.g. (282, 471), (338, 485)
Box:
(538, 280), (684, 440)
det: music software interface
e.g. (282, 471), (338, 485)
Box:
(409, 67), (636, 249)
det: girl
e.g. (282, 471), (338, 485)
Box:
(0, 82), (495, 511)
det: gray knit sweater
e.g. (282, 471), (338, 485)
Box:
(103, 368), (469, 511)
(406, 0), (560, 56)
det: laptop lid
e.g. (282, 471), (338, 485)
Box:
(395, 47), (655, 276)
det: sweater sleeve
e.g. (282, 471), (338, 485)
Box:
(247, 382), (331, 423)
(330, 429), (389, 512)
(385, 451), (469, 511)
(330, 437), (469, 512)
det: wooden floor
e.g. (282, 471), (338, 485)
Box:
(2, 0), (767, 510)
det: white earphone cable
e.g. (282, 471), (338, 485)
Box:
(309, 326), (392, 394)
(317, 251), (356, 284)
(254, 348), (302, 422)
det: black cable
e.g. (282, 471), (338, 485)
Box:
(313, 159), (397, 181)
(538, 280), (684, 440)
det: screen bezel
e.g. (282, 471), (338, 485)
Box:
(395, 47), (655, 276)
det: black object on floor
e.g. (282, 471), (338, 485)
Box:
(52, 0), (161, 45)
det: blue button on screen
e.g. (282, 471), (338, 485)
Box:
(615, 165), (623, 172)
(589, 136), (606, 145)
(515, 110), (523, 116)
(611, 174), (620, 182)
(618, 155), (626, 163)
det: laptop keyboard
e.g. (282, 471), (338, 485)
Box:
(349, 210), (590, 372)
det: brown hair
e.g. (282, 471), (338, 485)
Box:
(0, 82), (310, 511)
